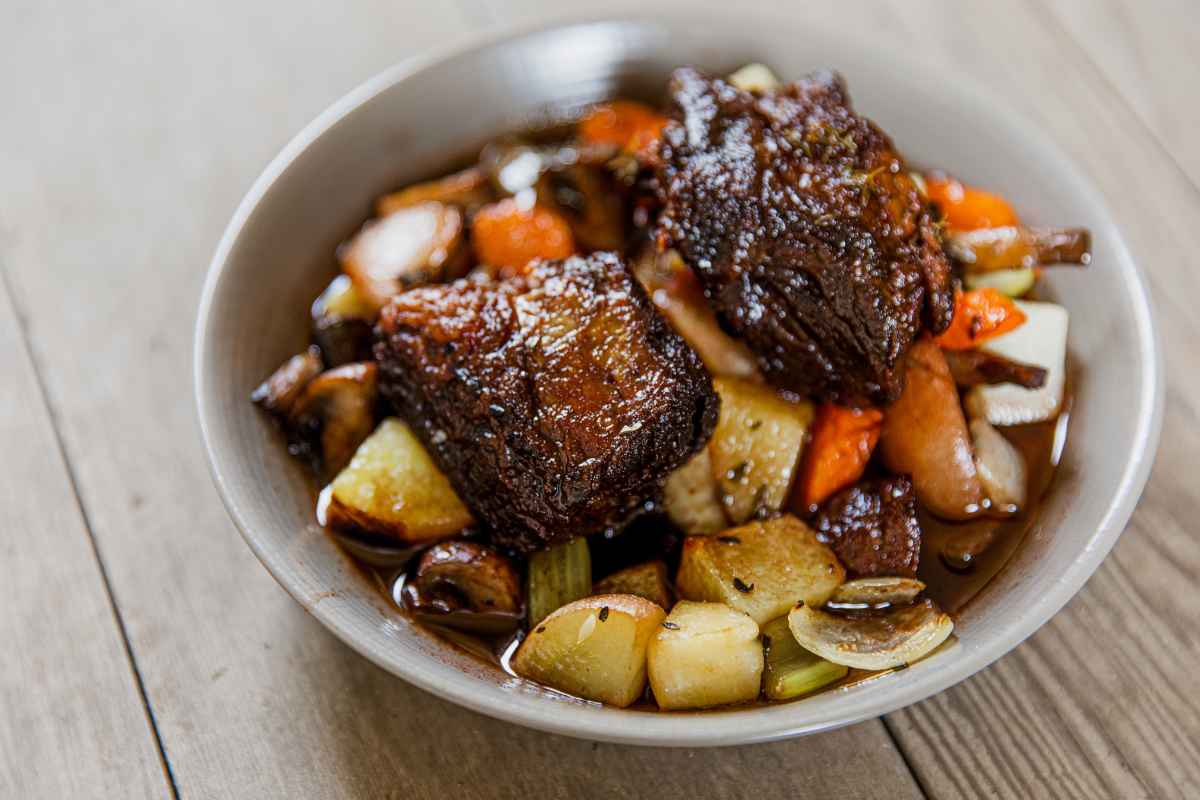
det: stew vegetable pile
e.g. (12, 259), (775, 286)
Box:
(253, 63), (1088, 710)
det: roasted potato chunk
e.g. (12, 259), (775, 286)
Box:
(512, 594), (666, 707)
(662, 448), (727, 535)
(709, 377), (813, 524)
(594, 561), (672, 610)
(647, 601), (763, 710)
(327, 418), (473, 544)
(676, 515), (845, 625)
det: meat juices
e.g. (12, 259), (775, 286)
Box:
(375, 252), (719, 554)
(655, 67), (954, 404)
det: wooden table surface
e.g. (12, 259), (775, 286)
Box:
(3, 0), (1197, 796)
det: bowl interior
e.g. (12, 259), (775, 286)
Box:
(196, 16), (1160, 745)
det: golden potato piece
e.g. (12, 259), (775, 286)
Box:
(594, 561), (672, 610)
(327, 418), (473, 544)
(647, 601), (762, 710)
(339, 201), (469, 309)
(512, 594), (666, 707)
(676, 515), (845, 625)
(662, 448), (727, 535)
(709, 377), (813, 524)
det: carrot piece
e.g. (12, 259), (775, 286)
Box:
(934, 289), (1027, 350)
(791, 404), (884, 513)
(470, 199), (575, 277)
(578, 100), (668, 159)
(924, 174), (1020, 231)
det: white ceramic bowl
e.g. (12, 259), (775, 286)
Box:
(195, 14), (1162, 746)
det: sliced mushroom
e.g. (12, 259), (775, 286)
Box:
(946, 226), (1091, 271)
(250, 346), (323, 419)
(289, 362), (378, 477)
(970, 418), (1028, 512)
(338, 202), (470, 309)
(788, 598), (954, 671)
(943, 348), (1047, 390)
(376, 166), (495, 216)
(311, 275), (376, 367)
(828, 577), (926, 610)
(401, 540), (523, 635)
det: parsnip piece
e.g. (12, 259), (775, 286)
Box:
(512, 594), (666, 707)
(648, 601), (763, 710)
(709, 377), (814, 524)
(966, 301), (1068, 426)
(675, 515), (844, 625)
(663, 448), (727, 535)
(327, 418), (473, 543)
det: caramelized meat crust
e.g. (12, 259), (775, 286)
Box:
(814, 476), (922, 578)
(655, 67), (954, 404)
(375, 252), (719, 554)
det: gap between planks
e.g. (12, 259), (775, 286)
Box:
(0, 264), (182, 800)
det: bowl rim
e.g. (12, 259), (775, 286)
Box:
(194, 10), (1164, 746)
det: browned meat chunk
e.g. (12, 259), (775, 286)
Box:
(375, 252), (719, 554)
(814, 476), (921, 577)
(655, 67), (954, 404)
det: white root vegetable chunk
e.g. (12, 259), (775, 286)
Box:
(788, 598), (954, 671)
(648, 601), (763, 710)
(966, 301), (1068, 425)
(675, 515), (844, 625)
(511, 594), (666, 708)
(970, 418), (1028, 512)
(662, 448), (727, 535)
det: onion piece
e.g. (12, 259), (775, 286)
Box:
(788, 599), (954, 671)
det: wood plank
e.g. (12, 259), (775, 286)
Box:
(1045, 0), (1200, 188)
(0, 1), (923, 797)
(0, 278), (171, 797)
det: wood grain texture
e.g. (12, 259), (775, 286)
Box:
(0, 0), (922, 797)
(0, 280), (170, 797)
(1046, 0), (1200, 188)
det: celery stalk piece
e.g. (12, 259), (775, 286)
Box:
(526, 537), (592, 627)
(761, 616), (848, 701)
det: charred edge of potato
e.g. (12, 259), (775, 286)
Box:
(289, 362), (379, 478)
(251, 346), (324, 420)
